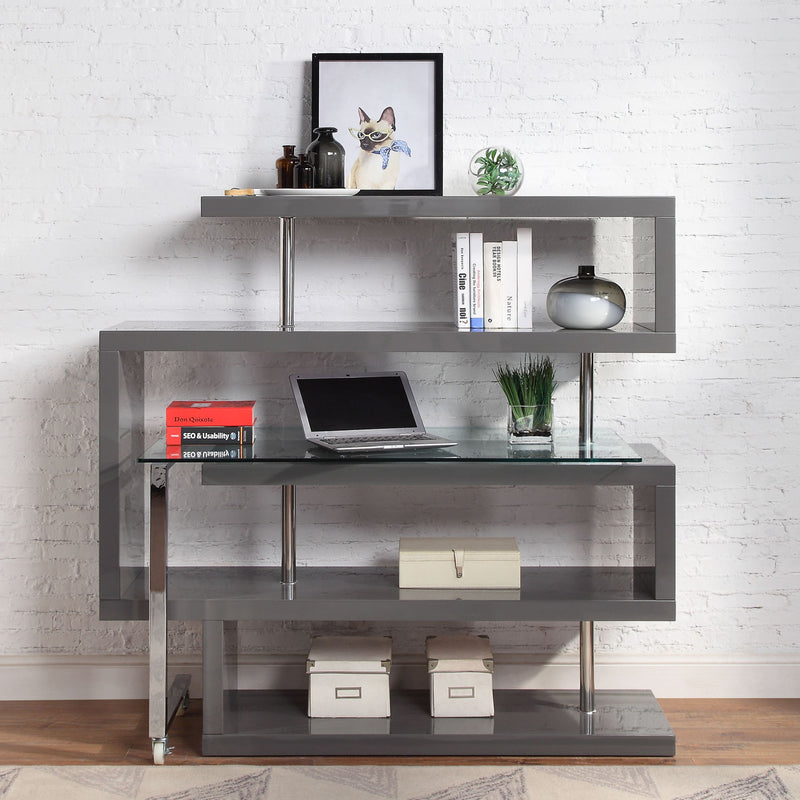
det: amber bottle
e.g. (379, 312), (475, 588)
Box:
(276, 145), (299, 188)
(293, 154), (315, 189)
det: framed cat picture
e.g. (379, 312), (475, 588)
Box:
(311, 53), (443, 196)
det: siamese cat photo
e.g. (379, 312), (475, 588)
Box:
(347, 106), (411, 190)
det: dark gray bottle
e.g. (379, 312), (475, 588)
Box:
(306, 127), (345, 188)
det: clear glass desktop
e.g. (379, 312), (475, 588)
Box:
(140, 427), (643, 463)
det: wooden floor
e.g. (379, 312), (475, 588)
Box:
(0, 698), (797, 766)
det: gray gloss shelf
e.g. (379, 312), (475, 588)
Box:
(201, 194), (675, 220)
(100, 322), (675, 355)
(198, 193), (676, 339)
(113, 566), (674, 622)
(200, 690), (675, 757)
(193, 440), (672, 487)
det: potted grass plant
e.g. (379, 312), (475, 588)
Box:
(494, 355), (556, 443)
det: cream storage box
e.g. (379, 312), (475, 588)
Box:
(306, 635), (392, 718)
(426, 634), (494, 717)
(398, 537), (520, 589)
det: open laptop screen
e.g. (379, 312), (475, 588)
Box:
(295, 374), (419, 433)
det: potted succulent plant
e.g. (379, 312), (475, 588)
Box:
(468, 146), (524, 196)
(494, 355), (556, 443)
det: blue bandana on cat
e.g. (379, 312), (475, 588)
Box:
(373, 139), (411, 169)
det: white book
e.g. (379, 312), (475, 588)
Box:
(482, 241), (504, 329)
(516, 227), (533, 329)
(453, 232), (470, 330)
(469, 232), (484, 330)
(502, 240), (518, 328)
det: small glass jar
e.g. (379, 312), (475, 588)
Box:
(306, 127), (345, 189)
(293, 153), (315, 189)
(276, 145), (300, 188)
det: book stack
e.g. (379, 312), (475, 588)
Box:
(165, 400), (256, 459)
(453, 227), (533, 331)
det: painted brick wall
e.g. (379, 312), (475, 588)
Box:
(1, 0), (798, 677)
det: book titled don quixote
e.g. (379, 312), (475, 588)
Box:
(165, 400), (256, 459)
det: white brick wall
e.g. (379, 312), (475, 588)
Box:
(1, 0), (799, 694)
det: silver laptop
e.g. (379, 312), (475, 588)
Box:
(290, 371), (458, 453)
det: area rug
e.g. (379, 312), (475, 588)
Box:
(1, 765), (799, 799)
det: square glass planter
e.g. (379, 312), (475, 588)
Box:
(507, 404), (553, 445)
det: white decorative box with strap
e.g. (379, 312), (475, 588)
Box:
(306, 635), (392, 718)
(426, 634), (495, 717)
(398, 537), (520, 589)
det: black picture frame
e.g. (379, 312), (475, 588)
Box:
(311, 53), (443, 196)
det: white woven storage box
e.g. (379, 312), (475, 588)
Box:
(306, 635), (392, 718)
(399, 537), (520, 589)
(426, 634), (494, 717)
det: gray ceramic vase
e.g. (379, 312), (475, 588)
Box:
(546, 264), (626, 329)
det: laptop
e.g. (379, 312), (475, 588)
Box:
(290, 371), (458, 453)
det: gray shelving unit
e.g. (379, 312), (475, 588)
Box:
(98, 195), (676, 761)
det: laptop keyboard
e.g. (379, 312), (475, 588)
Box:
(332, 433), (434, 444)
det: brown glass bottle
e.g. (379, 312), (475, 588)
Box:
(276, 145), (299, 188)
(293, 153), (315, 189)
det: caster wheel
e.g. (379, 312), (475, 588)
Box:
(152, 739), (166, 765)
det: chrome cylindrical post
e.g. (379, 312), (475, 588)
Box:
(579, 352), (594, 448)
(279, 216), (295, 330)
(580, 620), (596, 714)
(281, 484), (296, 584)
(149, 464), (170, 740)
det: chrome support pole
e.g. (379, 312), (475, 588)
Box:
(281, 484), (296, 584)
(579, 353), (594, 448)
(149, 463), (170, 741)
(279, 216), (295, 330)
(579, 620), (596, 714)
(279, 215), (296, 587)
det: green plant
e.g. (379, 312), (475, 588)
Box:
(494, 355), (556, 431)
(471, 147), (523, 196)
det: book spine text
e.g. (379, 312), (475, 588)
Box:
(469, 232), (484, 330)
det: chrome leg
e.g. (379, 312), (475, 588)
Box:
(580, 620), (596, 714)
(148, 464), (170, 742)
(579, 353), (594, 448)
(279, 216), (295, 330)
(281, 484), (296, 584)
(279, 215), (297, 586)
(148, 463), (191, 764)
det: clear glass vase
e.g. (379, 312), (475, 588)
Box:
(468, 146), (524, 196)
(507, 403), (553, 444)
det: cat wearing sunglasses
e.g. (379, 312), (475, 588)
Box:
(347, 106), (411, 190)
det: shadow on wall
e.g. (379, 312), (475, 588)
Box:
(11, 341), (148, 654)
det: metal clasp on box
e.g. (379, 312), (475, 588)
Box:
(452, 548), (465, 578)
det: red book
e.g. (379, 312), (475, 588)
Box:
(166, 400), (256, 426)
